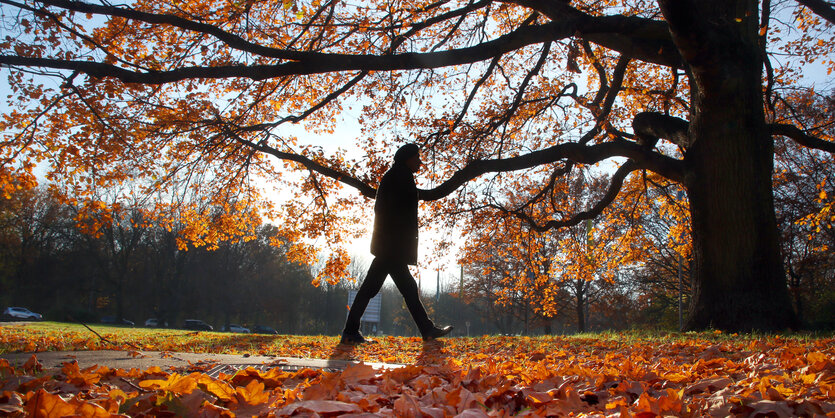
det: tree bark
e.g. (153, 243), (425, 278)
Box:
(575, 280), (586, 333)
(659, 0), (799, 331)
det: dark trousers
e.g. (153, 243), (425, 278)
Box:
(343, 257), (434, 336)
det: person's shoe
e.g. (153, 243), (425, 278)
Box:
(340, 332), (377, 345)
(423, 325), (454, 341)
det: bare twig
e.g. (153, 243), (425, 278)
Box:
(68, 315), (142, 350)
(121, 377), (153, 393)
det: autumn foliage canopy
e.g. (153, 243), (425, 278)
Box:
(1, 0), (834, 329)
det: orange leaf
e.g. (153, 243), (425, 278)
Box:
(276, 400), (361, 415)
(127, 350), (146, 358)
(526, 390), (553, 406)
(61, 361), (100, 386)
(235, 379), (270, 406)
(75, 402), (115, 418)
(0, 358), (15, 376)
(22, 354), (42, 374)
(340, 363), (376, 383)
(199, 402), (236, 417)
(24, 389), (77, 417)
(393, 393), (423, 416)
(197, 374), (235, 402)
(139, 372), (197, 394)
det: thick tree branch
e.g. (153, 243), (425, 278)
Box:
(795, 0), (835, 25)
(632, 112), (690, 148)
(420, 141), (684, 201)
(509, 0), (683, 67)
(2, 0), (687, 85)
(0, 22), (571, 83)
(225, 121), (682, 203)
(501, 160), (640, 232)
(3, 0), (145, 71)
(769, 123), (835, 153)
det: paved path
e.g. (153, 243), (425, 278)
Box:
(1, 350), (400, 377)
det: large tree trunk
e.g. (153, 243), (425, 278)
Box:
(662, 0), (799, 331)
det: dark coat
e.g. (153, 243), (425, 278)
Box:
(370, 162), (419, 265)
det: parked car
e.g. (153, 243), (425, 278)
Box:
(221, 324), (250, 333)
(251, 325), (278, 335)
(183, 319), (213, 331)
(2, 307), (42, 321)
(100, 316), (134, 326)
(144, 318), (168, 327)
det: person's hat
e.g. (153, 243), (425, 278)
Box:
(393, 143), (420, 163)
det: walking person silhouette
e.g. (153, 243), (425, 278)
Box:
(341, 144), (453, 344)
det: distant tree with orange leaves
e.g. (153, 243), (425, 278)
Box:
(461, 165), (685, 332)
(773, 89), (835, 327)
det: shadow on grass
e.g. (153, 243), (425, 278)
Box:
(327, 342), (358, 362)
(416, 339), (449, 366)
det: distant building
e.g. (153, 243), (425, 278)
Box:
(347, 290), (381, 335)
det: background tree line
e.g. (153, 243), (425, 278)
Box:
(0, 186), (513, 336)
(0, 188), (347, 333)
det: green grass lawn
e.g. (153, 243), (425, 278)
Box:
(1, 321), (831, 363)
